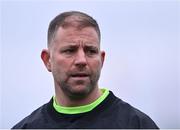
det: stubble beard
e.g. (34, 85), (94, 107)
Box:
(59, 71), (101, 100)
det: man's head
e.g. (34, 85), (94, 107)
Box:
(41, 11), (105, 101)
(47, 11), (101, 48)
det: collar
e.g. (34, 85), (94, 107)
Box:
(53, 88), (109, 114)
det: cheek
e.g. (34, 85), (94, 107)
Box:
(53, 60), (67, 72)
(51, 61), (68, 82)
(51, 55), (74, 76)
(89, 59), (102, 72)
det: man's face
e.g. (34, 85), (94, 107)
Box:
(48, 26), (105, 98)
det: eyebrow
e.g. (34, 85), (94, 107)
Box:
(61, 43), (99, 49)
(84, 45), (99, 50)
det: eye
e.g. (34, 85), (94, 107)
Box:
(61, 48), (76, 54)
(87, 49), (97, 54)
(85, 47), (98, 56)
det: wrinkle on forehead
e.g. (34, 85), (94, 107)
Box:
(53, 26), (100, 46)
(61, 42), (100, 49)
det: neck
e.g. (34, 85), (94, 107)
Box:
(54, 84), (102, 107)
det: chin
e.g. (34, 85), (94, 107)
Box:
(66, 84), (94, 99)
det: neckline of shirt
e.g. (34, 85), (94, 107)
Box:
(53, 88), (109, 114)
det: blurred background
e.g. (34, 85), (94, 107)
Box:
(1, 0), (180, 128)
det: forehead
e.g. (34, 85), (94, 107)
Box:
(53, 26), (100, 47)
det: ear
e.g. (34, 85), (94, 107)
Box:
(41, 49), (52, 72)
(100, 51), (105, 68)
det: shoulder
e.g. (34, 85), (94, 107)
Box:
(108, 92), (159, 128)
(12, 101), (50, 129)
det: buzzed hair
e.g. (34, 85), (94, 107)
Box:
(47, 11), (101, 47)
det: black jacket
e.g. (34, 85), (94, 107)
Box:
(12, 91), (159, 129)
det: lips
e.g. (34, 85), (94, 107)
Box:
(71, 73), (89, 77)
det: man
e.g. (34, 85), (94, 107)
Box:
(12, 11), (159, 129)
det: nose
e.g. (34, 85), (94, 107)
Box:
(74, 49), (87, 68)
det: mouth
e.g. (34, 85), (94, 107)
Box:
(70, 73), (89, 78)
(71, 73), (89, 77)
